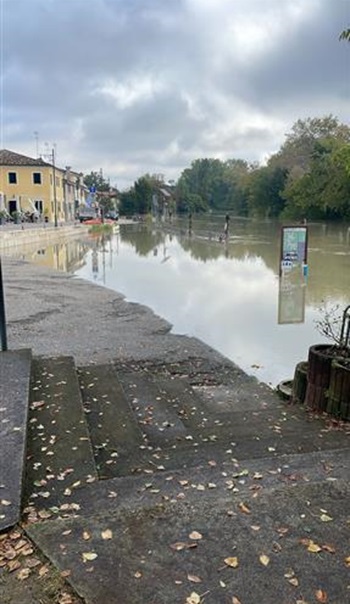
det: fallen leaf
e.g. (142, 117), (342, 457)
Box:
(259, 554), (270, 566)
(307, 541), (322, 553)
(7, 560), (21, 572)
(186, 592), (201, 604)
(315, 589), (328, 602)
(58, 593), (74, 604)
(224, 557), (239, 568)
(170, 542), (197, 551)
(187, 574), (202, 583)
(320, 514), (333, 522)
(288, 577), (299, 587)
(134, 570), (142, 579)
(232, 597), (242, 604)
(82, 552), (98, 562)
(322, 544), (335, 554)
(38, 564), (50, 577)
(189, 531), (203, 540)
(101, 529), (113, 540)
(238, 502), (251, 515)
(345, 556), (350, 566)
(16, 567), (31, 581)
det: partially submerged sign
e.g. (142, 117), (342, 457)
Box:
(280, 225), (308, 275)
(278, 274), (306, 324)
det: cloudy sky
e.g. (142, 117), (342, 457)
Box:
(1, 0), (349, 189)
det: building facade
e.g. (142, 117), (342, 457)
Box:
(0, 149), (87, 222)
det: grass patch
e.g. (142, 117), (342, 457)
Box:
(88, 224), (113, 235)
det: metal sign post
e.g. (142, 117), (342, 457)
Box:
(0, 257), (8, 351)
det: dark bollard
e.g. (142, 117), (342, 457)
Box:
(0, 257), (8, 351)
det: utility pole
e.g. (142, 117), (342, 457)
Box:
(52, 147), (58, 228)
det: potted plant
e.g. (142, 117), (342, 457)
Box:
(11, 210), (22, 224)
(0, 210), (7, 225)
(305, 304), (350, 415)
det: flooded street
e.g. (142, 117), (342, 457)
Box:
(5, 215), (350, 386)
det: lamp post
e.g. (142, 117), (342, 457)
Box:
(0, 257), (8, 351)
(51, 147), (58, 228)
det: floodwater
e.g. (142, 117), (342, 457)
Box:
(5, 215), (350, 386)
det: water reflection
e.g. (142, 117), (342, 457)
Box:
(278, 271), (307, 325)
(3, 216), (350, 386)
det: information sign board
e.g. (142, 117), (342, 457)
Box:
(280, 226), (308, 275)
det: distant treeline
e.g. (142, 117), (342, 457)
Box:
(119, 115), (350, 221)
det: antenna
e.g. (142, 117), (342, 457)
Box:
(34, 131), (39, 157)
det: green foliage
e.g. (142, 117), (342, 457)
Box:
(247, 166), (288, 218)
(84, 171), (110, 192)
(339, 28), (350, 41)
(118, 114), (350, 222)
(282, 137), (350, 220)
(175, 157), (250, 214)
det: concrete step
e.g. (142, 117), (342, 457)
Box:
(27, 448), (350, 604)
(116, 367), (190, 445)
(78, 364), (144, 479)
(24, 356), (98, 510)
(0, 349), (32, 531)
(77, 364), (350, 479)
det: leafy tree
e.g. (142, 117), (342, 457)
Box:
(282, 139), (350, 220)
(247, 166), (288, 218)
(84, 171), (110, 192)
(270, 115), (350, 175)
(119, 189), (138, 216)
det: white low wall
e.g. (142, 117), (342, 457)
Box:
(0, 224), (86, 250)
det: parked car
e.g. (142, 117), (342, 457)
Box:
(105, 211), (119, 221)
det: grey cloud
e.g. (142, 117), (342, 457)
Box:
(2, 0), (349, 187)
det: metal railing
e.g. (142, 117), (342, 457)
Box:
(340, 304), (350, 351)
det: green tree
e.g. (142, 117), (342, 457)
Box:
(119, 189), (138, 216)
(84, 171), (110, 192)
(282, 139), (350, 220)
(247, 165), (288, 218)
(270, 115), (350, 175)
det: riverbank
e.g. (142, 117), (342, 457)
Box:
(0, 254), (349, 604)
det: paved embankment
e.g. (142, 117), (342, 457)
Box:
(0, 223), (86, 250)
(0, 249), (349, 604)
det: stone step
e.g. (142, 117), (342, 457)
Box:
(24, 356), (98, 510)
(78, 364), (350, 479)
(116, 367), (189, 445)
(78, 364), (144, 479)
(27, 448), (350, 604)
(0, 349), (32, 531)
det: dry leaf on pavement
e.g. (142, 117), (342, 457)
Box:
(259, 554), (270, 566)
(186, 592), (201, 604)
(224, 557), (239, 568)
(315, 589), (328, 602)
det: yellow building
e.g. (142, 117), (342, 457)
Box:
(0, 149), (87, 223)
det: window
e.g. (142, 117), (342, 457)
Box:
(8, 172), (17, 184)
(33, 172), (42, 184)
